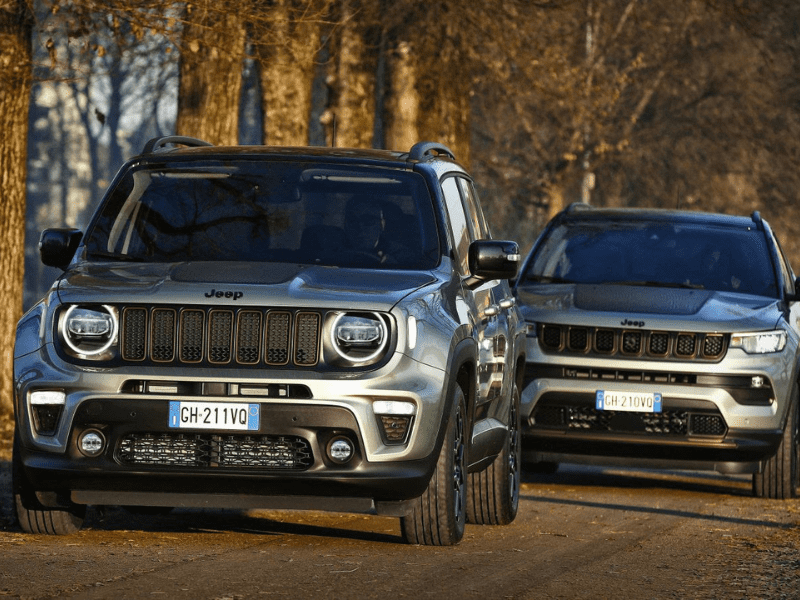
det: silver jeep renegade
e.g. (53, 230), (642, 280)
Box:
(13, 137), (526, 544)
(515, 203), (800, 498)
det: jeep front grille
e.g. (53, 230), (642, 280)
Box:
(538, 324), (727, 361)
(117, 433), (313, 469)
(121, 307), (321, 366)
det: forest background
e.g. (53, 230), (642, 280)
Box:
(1, 0), (799, 415)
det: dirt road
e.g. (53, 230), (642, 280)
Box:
(1, 445), (799, 600)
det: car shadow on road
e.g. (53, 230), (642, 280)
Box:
(0, 458), (405, 544)
(521, 462), (794, 530)
(88, 506), (406, 544)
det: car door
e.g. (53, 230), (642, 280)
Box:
(456, 177), (516, 407)
(441, 175), (507, 411)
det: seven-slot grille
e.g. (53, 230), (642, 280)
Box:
(539, 324), (727, 361)
(121, 306), (321, 367)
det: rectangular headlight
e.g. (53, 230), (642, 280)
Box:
(730, 331), (787, 354)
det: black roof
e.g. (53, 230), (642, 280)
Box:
(135, 136), (457, 168)
(557, 203), (763, 230)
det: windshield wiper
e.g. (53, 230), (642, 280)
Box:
(607, 280), (705, 289)
(88, 251), (141, 262)
(525, 274), (575, 284)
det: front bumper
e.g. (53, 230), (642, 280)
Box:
(520, 353), (793, 474)
(14, 341), (450, 509)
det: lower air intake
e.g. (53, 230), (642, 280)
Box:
(117, 433), (313, 470)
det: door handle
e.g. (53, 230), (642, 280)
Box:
(499, 298), (515, 309)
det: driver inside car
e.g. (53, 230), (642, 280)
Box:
(344, 196), (390, 263)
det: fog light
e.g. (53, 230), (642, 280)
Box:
(751, 376), (765, 388)
(78, 430), (106, 457)
(327, 437), (354, 464)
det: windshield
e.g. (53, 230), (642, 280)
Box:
(84, 160), (440, 270)
(522, 219), (779, 297)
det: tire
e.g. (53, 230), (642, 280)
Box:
(466, 384), (521, 525)
(400, 384), (467, 546)
(753, 383), (798, 499)
(13, 429), (85, 535)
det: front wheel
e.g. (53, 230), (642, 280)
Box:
(753, 383), (798, 499)
(466, 384), (521, 525)
(13, 429), (85, 535)
(400, 384), (467, 545)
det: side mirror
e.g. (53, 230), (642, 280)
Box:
(39, 228), (83, 270)
(465, 240), (520, 288)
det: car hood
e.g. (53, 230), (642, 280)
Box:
(515, 283), (783, 331)
(53, 261), (437, 311)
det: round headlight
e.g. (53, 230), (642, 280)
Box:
(61, 305), (118, 357)
(330, 312), (388, 363)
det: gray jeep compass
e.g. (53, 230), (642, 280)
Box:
(13, 137), (526, 544)
(515, 203), (800, 498)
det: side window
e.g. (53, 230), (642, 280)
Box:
(441, 177), (471, 275)
(457, 178), (491, 239)
(774, 237), (796, 296)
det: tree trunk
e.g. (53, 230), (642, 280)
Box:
(176, 2), (245, 145)
(385, 15), (470, 165)
(256, 0), (329, 146)
(327, 0), (378, 148)
(0, 0), (33, 416)
(384, 40), (418, 152)
(414, 23), (470, 166)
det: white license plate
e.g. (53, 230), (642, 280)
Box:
(596, 390), (662, 413)
(168, 401), (260, 430)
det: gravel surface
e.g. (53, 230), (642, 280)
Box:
(1, 413), (799, 599)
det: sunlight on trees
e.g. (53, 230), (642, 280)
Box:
(2, 0), (800, 415)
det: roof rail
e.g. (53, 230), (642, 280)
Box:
(408, 141), (455, 161)
(141, 135), (214, 154)
(751, 210), (763, 226)
(565, 202), (593, 213)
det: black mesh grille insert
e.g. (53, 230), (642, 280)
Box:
(122, 308), (147, 361)
(119, 306), (322, 367)
(295, 312), (320, 365)
(568, 328), (589, 351)
(690, 414), (726, 435)
(595, 329), (615, 353)
(649, 332), (669, 355)
(208, 311), (233, 363)
(237, 311), (262, 364)
(542, 325), (562, 349)
(152, 309), (177, 362)
(266, 312), (291, 365)
(180, 310), (204, 362)
(117, 433), (313, 469)
(675, 333), (696, 357)
(703, 335), (724, 358)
